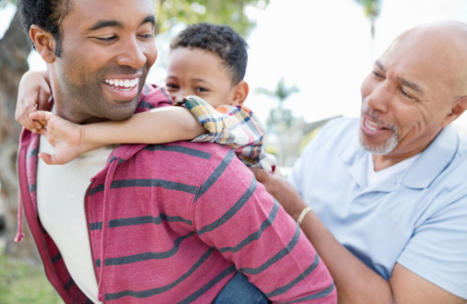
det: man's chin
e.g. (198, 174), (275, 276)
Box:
(359, 131), (399, 155)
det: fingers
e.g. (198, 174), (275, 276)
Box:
(16, 101), (42, 131)
(38, 152), (53, 165)
(250, 167), (269, 183)
(29, 110), (54, 121)
(38, 152), (64, 165)
(29, 111), (54, 134)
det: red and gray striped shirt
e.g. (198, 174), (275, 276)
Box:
(17, 84), (336, 303)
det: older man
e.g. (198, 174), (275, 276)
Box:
(254, 21), (467, 303)
(16, 0), (336, 303)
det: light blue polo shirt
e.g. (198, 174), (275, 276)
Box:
(289, 117), (467, 299)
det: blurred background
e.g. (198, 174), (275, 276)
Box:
(1, 0), (467, 302)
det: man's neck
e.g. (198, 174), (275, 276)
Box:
(372, 151), (421, 172)
(52, 96), (108, 125)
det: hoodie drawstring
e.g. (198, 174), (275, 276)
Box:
(14, 196), (25, 242)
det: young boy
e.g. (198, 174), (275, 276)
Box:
(17, 23), (276, 173)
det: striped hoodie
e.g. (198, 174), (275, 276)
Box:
(17, 84), (336, 303)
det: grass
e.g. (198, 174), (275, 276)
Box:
(0, 249), (62, 304)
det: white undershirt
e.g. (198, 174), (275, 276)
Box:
(366, 153), (420, 188)
(37, 135), (112, 304)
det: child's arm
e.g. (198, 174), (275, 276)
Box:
(177, 96), (277, 173)
(16, 70), (51, 132)
(30, 107), (206, 165)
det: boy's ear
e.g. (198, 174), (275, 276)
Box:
(441, 95), (467, 128)
(29, 25), (58, 64)
(231, 81), (249, 105)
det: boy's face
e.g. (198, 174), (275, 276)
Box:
(165, 48), (241, 107)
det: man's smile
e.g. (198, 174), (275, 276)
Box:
(102, 76), (141, 102)
(103, 77), (139, 91)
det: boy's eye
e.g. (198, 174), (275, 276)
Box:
(165, 83), (179, 90)
(196, 87), (208, 92)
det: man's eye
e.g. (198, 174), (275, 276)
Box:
(372, 71), (384, 78)
(96, 36), (116, 42)
(400, 88), (414, 99)
(139, 34), (154, 39)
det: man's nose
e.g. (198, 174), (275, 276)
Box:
(115, 37), (146, 69)
(365, 82), (390, 114)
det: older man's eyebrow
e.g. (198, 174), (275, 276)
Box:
(397, 77), (425, 95)
(375, 60), (384, 71)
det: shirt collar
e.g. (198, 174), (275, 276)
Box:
(402, 125), (458, 189)
(340, 124), (459, 190)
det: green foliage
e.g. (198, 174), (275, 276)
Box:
(256, 77), (299, 104)
(0, 0), (16, 8)
(257, 78), (300, 132)
(353, 0), (381, 20)
(154, 0), (270, 37)
(0, 249), (62, 304)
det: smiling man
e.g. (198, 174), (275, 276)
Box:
(254, 21), (467, 303)
(15, 0), (337, 304)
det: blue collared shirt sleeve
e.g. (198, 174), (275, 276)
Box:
(397, 193), (467, 300)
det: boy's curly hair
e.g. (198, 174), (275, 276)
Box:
(18, 0), (74, 57)
(170, 23), (248, 85)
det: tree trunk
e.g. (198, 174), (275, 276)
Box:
(0, 9), (39, 263)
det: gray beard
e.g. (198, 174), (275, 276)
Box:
(359, 127), (399, 155)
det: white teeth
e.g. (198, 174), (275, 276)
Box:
(365, 118), (381, 131)
(103, 78), (139, 89)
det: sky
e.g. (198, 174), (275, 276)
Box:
(2, 0), (467, 129)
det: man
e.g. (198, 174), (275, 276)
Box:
(254, 21), (467, 303)
(16, 0), (335, 303)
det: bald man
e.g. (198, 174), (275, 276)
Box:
(254, 21), (467, 303)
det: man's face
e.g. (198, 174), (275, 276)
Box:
(165, 48), (238, 107)
(359, 33), (461, 157)
(51, 0), (157, 122)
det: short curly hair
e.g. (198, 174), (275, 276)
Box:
(170, 23), (248, 85)
(19, 0), (74, 57)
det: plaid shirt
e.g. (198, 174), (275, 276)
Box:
(175, 96), (276, 173)
(17, 85), (336, 303)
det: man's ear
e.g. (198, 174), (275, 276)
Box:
(231, 81), (249, 105)
(441, 96), (467, 127)
(29, 25), (57, 63)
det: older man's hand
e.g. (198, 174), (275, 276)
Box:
(251, 168), (309, 221)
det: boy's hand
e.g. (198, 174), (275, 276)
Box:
(29, 111), (90, 165)
(15, 70), (51, 132)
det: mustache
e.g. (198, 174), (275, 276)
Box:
(99, 65), (144, 76)
(361, 102), (397, 132)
